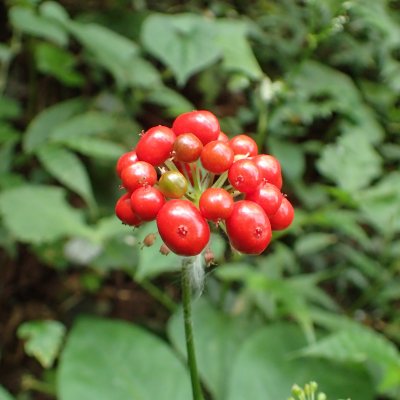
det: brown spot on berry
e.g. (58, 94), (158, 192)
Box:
(235, 175), (244, 184)
(254, 227), (263, 238)
(177, 224), (188, 237)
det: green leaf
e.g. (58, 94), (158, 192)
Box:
(299, 327), (400, 392)
(18, 320), (66, 368)
(355, 172), (400, 236)
(57, 137), (125, 160)
(317, 131), (382, 191)
(168, 299), (258, 400)
(0, 185), (89, 243)
(50, 111), (116, 141)
(58, 317), (191, 400)
(67, 21), (142, 87)
(146, 86), (194, 116)
(295, 233), (337, 257)
(39, 1), (70, 24)
(37, 145), (95, 207)
(9, 6), (68, 46)
(268, 138), (305, 181)
(141, 13), (221, 85)
(135, 221), (182, 280)
(227, 323), (374, 400)
(0, 96), (21, 120)
(34, 42), (84, 87)
(0, 386), (14, 400)
(23, 98), (87, 153)
(215, 19), (263, 79)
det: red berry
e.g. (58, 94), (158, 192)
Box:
(201, 140), (234, 174)
(226, 200), (271, 255)
(121, 161), (157, 192)
(218, 131), (229, 142)
(136, 125), (176, 166)
(158, 171), (188, 199)
(156, 200), (210, 256)
(253, 154), (282, 189)
(173, 133), (203, 163)
(116, 151), (138, 178)
(268, 197), (294, 230)
(199, 188), (234, 221)
(228, 159), (261, 193)
(130, 186), (165, 221)
(115, 193), (142, 226)
(230, 134), (258, 156)
(246, 182), (283, 216)
(172, 110), (220, 145)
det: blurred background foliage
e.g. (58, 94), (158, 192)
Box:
(0, 0), (400, 399)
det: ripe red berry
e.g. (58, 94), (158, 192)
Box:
(268, 197), (294, 230)
(130, 186), (165, 221)
(136, 125), (176, 166)
(218, 131), (229, 142)
(199, 188), (234, 221)
(116, 151), (138, 178)
(230, 134), (258, 156)
(246, 182), (283, 216)
(115, 193), (142, 226)
(173, 133), (203, 163)
(121, 161), (157, 192)
(172, 110), (220, 145)
(226, 200), (271, 255)
(201, 140), (234, 174)
(156, 200), (210, 256)
(158, 171), (188, 199)
(228, 159), (261, 193)
(253, 154), (282, 189)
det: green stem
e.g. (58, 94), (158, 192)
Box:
(138, 278), (177, 313)
(181, 258), (204, 400)
(212, 171), (228, 188)
(255, 101), (268, 151)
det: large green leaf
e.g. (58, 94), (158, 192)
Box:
(57, 137), (125, 160)
(66, 21), (149, 87)
(9, 6), (68, 46)
(215, 19), (263, 79)
(141, 14), (220, 85)
(34, 42), (84, 87)
(0, 386), (14, 400)
(168, 299), (258, 400)
(50, 111), (116, 141)
(317, 131), (382, 191)
(18, 320), (66, 368)
(23, 98), (87, 153)
(227, 323), (374, 400)
(355, 172), (400, 236)
(37, 145), (95, 207)
(268, 138), (305, 181)
(58, 317), (191, 400)
(298, 326), (400, 392)
(0, 185), (89, 243)
(0, 96), (21, 120)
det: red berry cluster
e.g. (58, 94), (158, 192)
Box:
(115, 110), (294, 257)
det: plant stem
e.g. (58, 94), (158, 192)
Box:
(181, 258), (204, 400)
(138, 278), (177, 313)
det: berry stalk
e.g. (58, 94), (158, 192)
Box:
(181, 257), (205, 400)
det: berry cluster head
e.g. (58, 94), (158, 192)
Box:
(115, 110), (294, 257)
